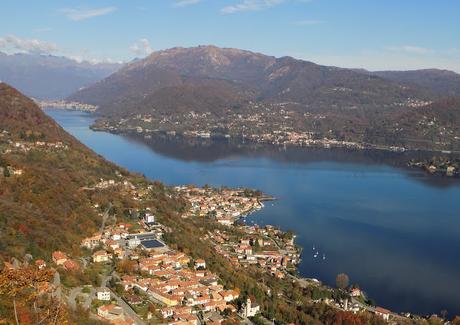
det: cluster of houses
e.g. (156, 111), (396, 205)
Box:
(175, 186), (263, 225)
(400, 98), (432, 109)
(78, 206), (251, 324)
(51, 251), (79, 271)
(83, 178), (157, 203)
(121, 254), (243, 324)
(97, 303), (135, 325)
(1, 140), (68, 155)
(92, 178), (135, 190)
(248, 131), (367, 150)
(35, 99), (98, 112)
(207, 225), (300, 279)
(0, 164), (23, 177)
(81, 219), (166, 264)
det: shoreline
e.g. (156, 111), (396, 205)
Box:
(41, 108), (460, 157)
(90, 125), (460, 158)
(242, 194), (418, 320)
(92, 126), (460, 180)
(43, 108), (460, 317)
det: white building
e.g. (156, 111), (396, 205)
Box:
(195, 259), (206, 269)
(93, 250), (111, 263)
(128, 236), (141, 249)
(96, 287), (111, 301)
(239, 298), (260, 318)
(375, 307), (390, 321)
(143, 213), (155, 225)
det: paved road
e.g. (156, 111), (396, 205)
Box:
(67, 287), (81, 310)
(67, 287), (94, 310)
(109, 288), (145, 325)
(99, 203), (113, 233)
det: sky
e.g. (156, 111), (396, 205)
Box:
(1, 0), (460, 72)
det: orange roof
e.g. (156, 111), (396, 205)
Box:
(52, 251), (67, 260)
(63, 259), (79, 270)
(375, 307), (391, 314)
(93, 250), (108, 256)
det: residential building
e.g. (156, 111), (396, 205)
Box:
(35, 259), (47, 270)
(93, 250), (111, 263)
(239, 298), (260, 318)
(195, 259), (206, 269)
(97, 287), (111, 301)
(52, 251), (68, 266)
(63, 259), (79, 271)
(375, 307), (390, 321)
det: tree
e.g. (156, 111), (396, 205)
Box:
(0, 266), (68, 324)
(335, 273), (349, 290)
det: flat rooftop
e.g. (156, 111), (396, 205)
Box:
(126, 232), (157, 241)
(141, 239), (165, 249)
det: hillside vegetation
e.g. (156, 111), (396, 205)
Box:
(0, 83), (179, 261)
(69, 46), (460, 152)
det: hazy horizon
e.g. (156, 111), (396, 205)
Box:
(1, 0), (459, 72)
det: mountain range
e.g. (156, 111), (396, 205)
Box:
(66, 45), (460, 152)
(68, 45), (460, 117)
(0, 52), (122, 100)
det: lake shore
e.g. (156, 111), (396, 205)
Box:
(45, 108), (460, 316)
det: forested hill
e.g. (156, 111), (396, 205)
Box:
(0, 83), (181, 261)
(0, 82), (73, 142)
(68, 45), (437, 117)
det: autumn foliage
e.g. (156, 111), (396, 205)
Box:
(0, 266), (68, 324)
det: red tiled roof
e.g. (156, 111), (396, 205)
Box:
(375, 307), (391, 314)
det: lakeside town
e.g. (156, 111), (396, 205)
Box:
(35, 99), (98, 112)
(0, 129), (70, 177)
(88, 99), (460, 155)
(1, 159), (443, 324)
(408, 157), (460, 177)
(1, 123), (457, 324)
(90, 110), (410, 154)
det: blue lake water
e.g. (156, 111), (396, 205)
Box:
(47, 109), (460, 317)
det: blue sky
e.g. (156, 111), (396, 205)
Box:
(1, 0), (459, 71)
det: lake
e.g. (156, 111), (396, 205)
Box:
(47, 109), (460, 317)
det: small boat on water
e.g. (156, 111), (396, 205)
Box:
(322, 254), (326, 260)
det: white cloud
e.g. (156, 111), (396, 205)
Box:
(60, 7), (117, 21)
(386, 45), (432, 55)
(130, 39), (153, 57)
(0, 35), (58, 54)
(0, 35), (122, 64)
(67, 55), (123, 65)
(174, 0), (202, 7)
(293, 19), (323, 26)
(221, 0), (285, 14)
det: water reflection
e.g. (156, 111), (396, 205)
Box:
(46, 109), (460, 316)
(126, 133), (460, 189)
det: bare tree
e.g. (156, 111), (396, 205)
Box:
(336, 273), (349, 290)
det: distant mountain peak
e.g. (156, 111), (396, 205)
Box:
(69, 45), (460, 118)
(0, 52), (123, 99)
